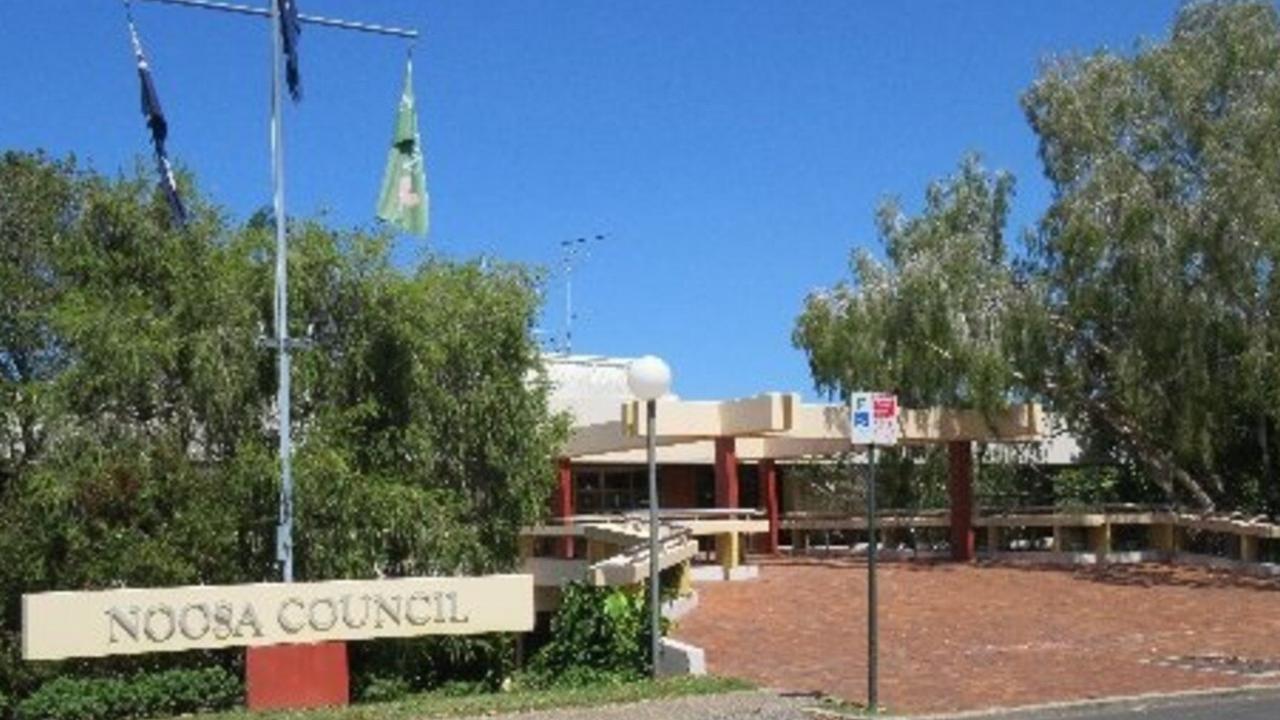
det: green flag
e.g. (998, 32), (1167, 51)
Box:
(377, 58), (428, 236)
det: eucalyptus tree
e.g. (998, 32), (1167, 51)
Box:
(794, 154), (1022, 412)
(792, 156), (1025, 510)
(1019, 0), (1280, 511)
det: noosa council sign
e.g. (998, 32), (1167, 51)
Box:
(22, 575), (532, 661)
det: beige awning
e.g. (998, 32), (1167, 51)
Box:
(564, 392), (1045, 464)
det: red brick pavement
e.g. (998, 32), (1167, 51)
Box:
(672, 557), (1280, 714)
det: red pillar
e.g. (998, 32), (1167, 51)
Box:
(760, 458), (779, 554)
(714, 437), (739, 508)
(246, 642), (349, 710)
(553, 457), (574, 558)
(947, 440), (975, 562)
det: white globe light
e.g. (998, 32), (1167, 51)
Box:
(627, 355), (672, 401)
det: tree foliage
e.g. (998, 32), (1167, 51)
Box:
(794, 154), (1020, 412)
(0, 150), (566, 699)
(794, 1), (1280, 513)
(1019, 0), (1280, 510)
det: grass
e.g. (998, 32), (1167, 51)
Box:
(808, 696), (888, 717)
(195, 676), (753, 720)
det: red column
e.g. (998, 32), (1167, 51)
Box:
(760, 458), (779, 554)
(947, 440), (975, 562)
(246, 642), (349, 710)
(714, 437), (739, 508)
(553, 457), (574, 558)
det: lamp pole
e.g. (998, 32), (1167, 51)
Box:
(645, 396), (659, 676)
(627, 355), (672, 678)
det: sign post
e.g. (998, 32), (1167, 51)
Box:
(850, 392), (898, 714)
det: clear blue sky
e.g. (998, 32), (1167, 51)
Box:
(1, 0), (1189, 400)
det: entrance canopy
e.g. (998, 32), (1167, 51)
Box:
(564, 392), (1045, 464)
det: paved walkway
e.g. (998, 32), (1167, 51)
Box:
(673, 557), (1280, 714)
(446, 691), (811, 720)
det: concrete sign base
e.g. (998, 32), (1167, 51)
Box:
(246, 642), (349, 710)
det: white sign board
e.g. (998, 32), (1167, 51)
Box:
(850, 392), (899, 446)
(23, 574), (533, 661)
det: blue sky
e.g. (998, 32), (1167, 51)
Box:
(1, 0), (1188, 400)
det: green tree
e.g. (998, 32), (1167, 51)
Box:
(0, 151), (566, 700)
(794, 154), (1021, 412)
(1018, 0), (1280, 511)
(792, 155), (1022, 512)
(0, 152), (78, 493)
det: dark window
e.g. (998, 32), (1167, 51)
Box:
(575, 467), (649, 513)
(739, 464), (760, 508)
(694, 466), (716, 508)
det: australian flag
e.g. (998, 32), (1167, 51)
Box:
(129, 20), (187, 225)
(279, 0), (302, 101)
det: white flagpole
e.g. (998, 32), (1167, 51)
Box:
(137, 0), (419, 584)
(269, 0), (294, 584)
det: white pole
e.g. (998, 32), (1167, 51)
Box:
(270, 0), (294, 584)
(137, 0), (419, 591)
(647, 398), (661, 677)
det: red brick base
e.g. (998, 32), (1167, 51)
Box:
(245, 642), (349, 711)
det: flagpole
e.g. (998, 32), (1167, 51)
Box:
(142, 0), (418, 39)
(269, 0), (294, 584)
(136, 0), (420, 585)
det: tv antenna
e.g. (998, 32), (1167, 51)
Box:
(559, 233), (606, 355)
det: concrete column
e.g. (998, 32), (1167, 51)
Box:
(1240, 534), (1259, 563)
(986, 525), (1001, 555)
(1088, 523), (1112, 556)
(553, 457), (574, 559)
(676, 559), (694, 597)
(714, 437), (740, 508)
(760, 458), (779, 554)
(947, 441), (976, 561)
(1150, 523), (1176, 554)
(716, 532), (740, 573)
(246, 643), (349, 710)
(715, 439), (740, 571)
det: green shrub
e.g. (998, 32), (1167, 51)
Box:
(349, 635), (514, 701)
(355, 676), (411, 704)
(1053, 466), (1121, 507)
(15, 667), (240, 720)
(0, 151), (565, 709)
(525, 582), (663, 687)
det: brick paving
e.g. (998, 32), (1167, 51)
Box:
(672, 557), (1280, 715)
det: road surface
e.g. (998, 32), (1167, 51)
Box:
(952, 687), (1280, 720)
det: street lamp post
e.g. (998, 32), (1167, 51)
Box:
(627, 355), (671, 679)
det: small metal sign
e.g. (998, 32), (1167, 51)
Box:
(23, 575), (533, 661)
(850, 392), (898, 446)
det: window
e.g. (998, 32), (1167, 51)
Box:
(575, 468), (649, 513)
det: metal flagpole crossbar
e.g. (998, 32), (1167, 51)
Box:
(143, 0), (419, 38)
(139, 0), (419, 583)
